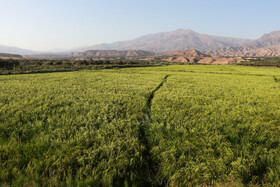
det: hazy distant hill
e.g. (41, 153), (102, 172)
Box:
(82, 29), (252, 53)
(0, 53), (22, 58)
(73, 50), (155, 57)
(0, 45), (36, 55)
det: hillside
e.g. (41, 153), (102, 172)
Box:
(138, 49), (243, 64)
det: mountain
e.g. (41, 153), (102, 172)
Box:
(0, 45), (36, 55)
(73, 50), (155, 57)
(206, 31), (280, 56)
(81, 29), (280, 57)
(81, 29), (251, 53)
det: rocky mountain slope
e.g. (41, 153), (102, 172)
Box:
(249, 31), (280, 48)
(167, 49), (210, 57)
(160, 49), (242, 64)
(205, 46), (280, 57)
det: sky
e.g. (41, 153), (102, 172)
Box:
(0, 0), (280, 51)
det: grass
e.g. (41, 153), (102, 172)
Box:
(1, 65), (280, 186)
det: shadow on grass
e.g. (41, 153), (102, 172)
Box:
(0, 69), (80, 76)
(98, 64), (164, 70)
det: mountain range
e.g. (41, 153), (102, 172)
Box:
(80, 29), (252, 53)
(1, 29), (280, 57)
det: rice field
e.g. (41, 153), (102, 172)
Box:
(1, 65), (280, 186)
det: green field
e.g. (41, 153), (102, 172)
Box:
(1, 65), (280, 186)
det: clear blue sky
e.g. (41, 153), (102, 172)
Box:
(1, 0), (279, 51)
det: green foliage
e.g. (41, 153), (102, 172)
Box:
(1, 65), (280, 185)
(0, 58), (160, 75)
(239, 57), (280, 67)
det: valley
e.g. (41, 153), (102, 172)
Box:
(2, 1), (280, 186)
